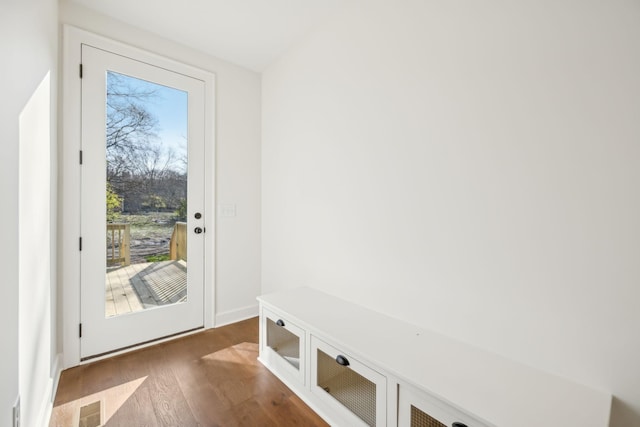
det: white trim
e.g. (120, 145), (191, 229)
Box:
(204, 72), (216, 329)
(34, 354), (62, 427)
(50, 353), (63, 404)
(214, 304), (259, 327)
(78, 327), (205, 365)
(61, 24), (82, 369)
(61, 25), (216, 368)
(33, 384), (51, 427)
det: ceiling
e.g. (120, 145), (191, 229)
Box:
(68, 0), (350, 72)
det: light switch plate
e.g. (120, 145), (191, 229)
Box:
(219, 204), (236, 217)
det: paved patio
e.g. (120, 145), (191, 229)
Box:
(105, 260), (187, 317)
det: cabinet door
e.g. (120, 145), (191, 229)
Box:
(398, 384), (489, 427)
(260, 307), (306, 385)
(311, 336), (386, 427)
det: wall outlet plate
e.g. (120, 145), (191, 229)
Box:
(13, 396), (20, 427)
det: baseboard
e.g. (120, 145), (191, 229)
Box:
(51, 353), (63, 402)
(36, 353), (62, 427)
(214, 304), (259, 327)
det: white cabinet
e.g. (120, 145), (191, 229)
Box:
(398, 383), (487, 427)
(310, 336), (386, 427)
(259, 306), (305, 386)
(257, 288), (611, 427)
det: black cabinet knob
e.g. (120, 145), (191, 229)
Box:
(335, 355), (350, 366)
(276, 319), (285, 327)
(452, 423), (468, 427)
(194, 227), (203, 234)
(194, 212), (202, 219)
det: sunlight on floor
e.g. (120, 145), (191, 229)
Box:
(49, 376), (147, 427)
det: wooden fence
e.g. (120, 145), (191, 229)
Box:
(170, 222), (187, 261)
(107, 223), (130, 266)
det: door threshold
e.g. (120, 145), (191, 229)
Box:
(80, 326), (203, 363)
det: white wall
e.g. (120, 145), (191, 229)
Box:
(59, 1), (262, 340)
(19, 73), (56, 427)
(0, 0), (58, 425)
(261, 0), (640, 425)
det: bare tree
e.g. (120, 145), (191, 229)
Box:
(105, 72), (187, 213)
(106, 72), (157, 178)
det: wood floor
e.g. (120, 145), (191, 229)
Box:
(49, 318), (328, 427)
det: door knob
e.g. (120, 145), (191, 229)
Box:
(194, 212), (202, 219)
(194, 227), (203, 234)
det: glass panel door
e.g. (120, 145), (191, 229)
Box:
(80, 44), (206, 359)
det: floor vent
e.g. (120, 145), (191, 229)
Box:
(78, 401), (101, 427)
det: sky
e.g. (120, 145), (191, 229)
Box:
(108, 71), (189, 173)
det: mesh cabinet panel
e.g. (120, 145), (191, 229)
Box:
(266, 318), (300, 369)
(317, 349), (376, 426)
(411, 405), (447, 427)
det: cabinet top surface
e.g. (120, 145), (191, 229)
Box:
(258, 287), (611, 427)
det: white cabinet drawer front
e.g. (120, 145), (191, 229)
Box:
(398, 384), (490, 427)
(311, 335), (386, 427)
(261, 307), (305, 385)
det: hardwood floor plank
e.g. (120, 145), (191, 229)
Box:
(50, 317), (328, 427)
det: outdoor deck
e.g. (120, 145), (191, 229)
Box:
(105, 260), (187, 317)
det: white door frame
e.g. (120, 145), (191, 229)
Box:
(61, 25), (216, 368)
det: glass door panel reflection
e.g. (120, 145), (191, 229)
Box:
(105, 71), (188, 318)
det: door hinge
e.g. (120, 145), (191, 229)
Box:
(79, 237), (82, 251)
(79, 63), (83, 79)
(79, 150), (83, 165)
(79, 323), (82, 338)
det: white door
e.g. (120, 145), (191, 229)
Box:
(80, 44), (206, 359)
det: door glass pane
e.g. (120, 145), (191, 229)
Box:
(105, 71), (188, 318)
